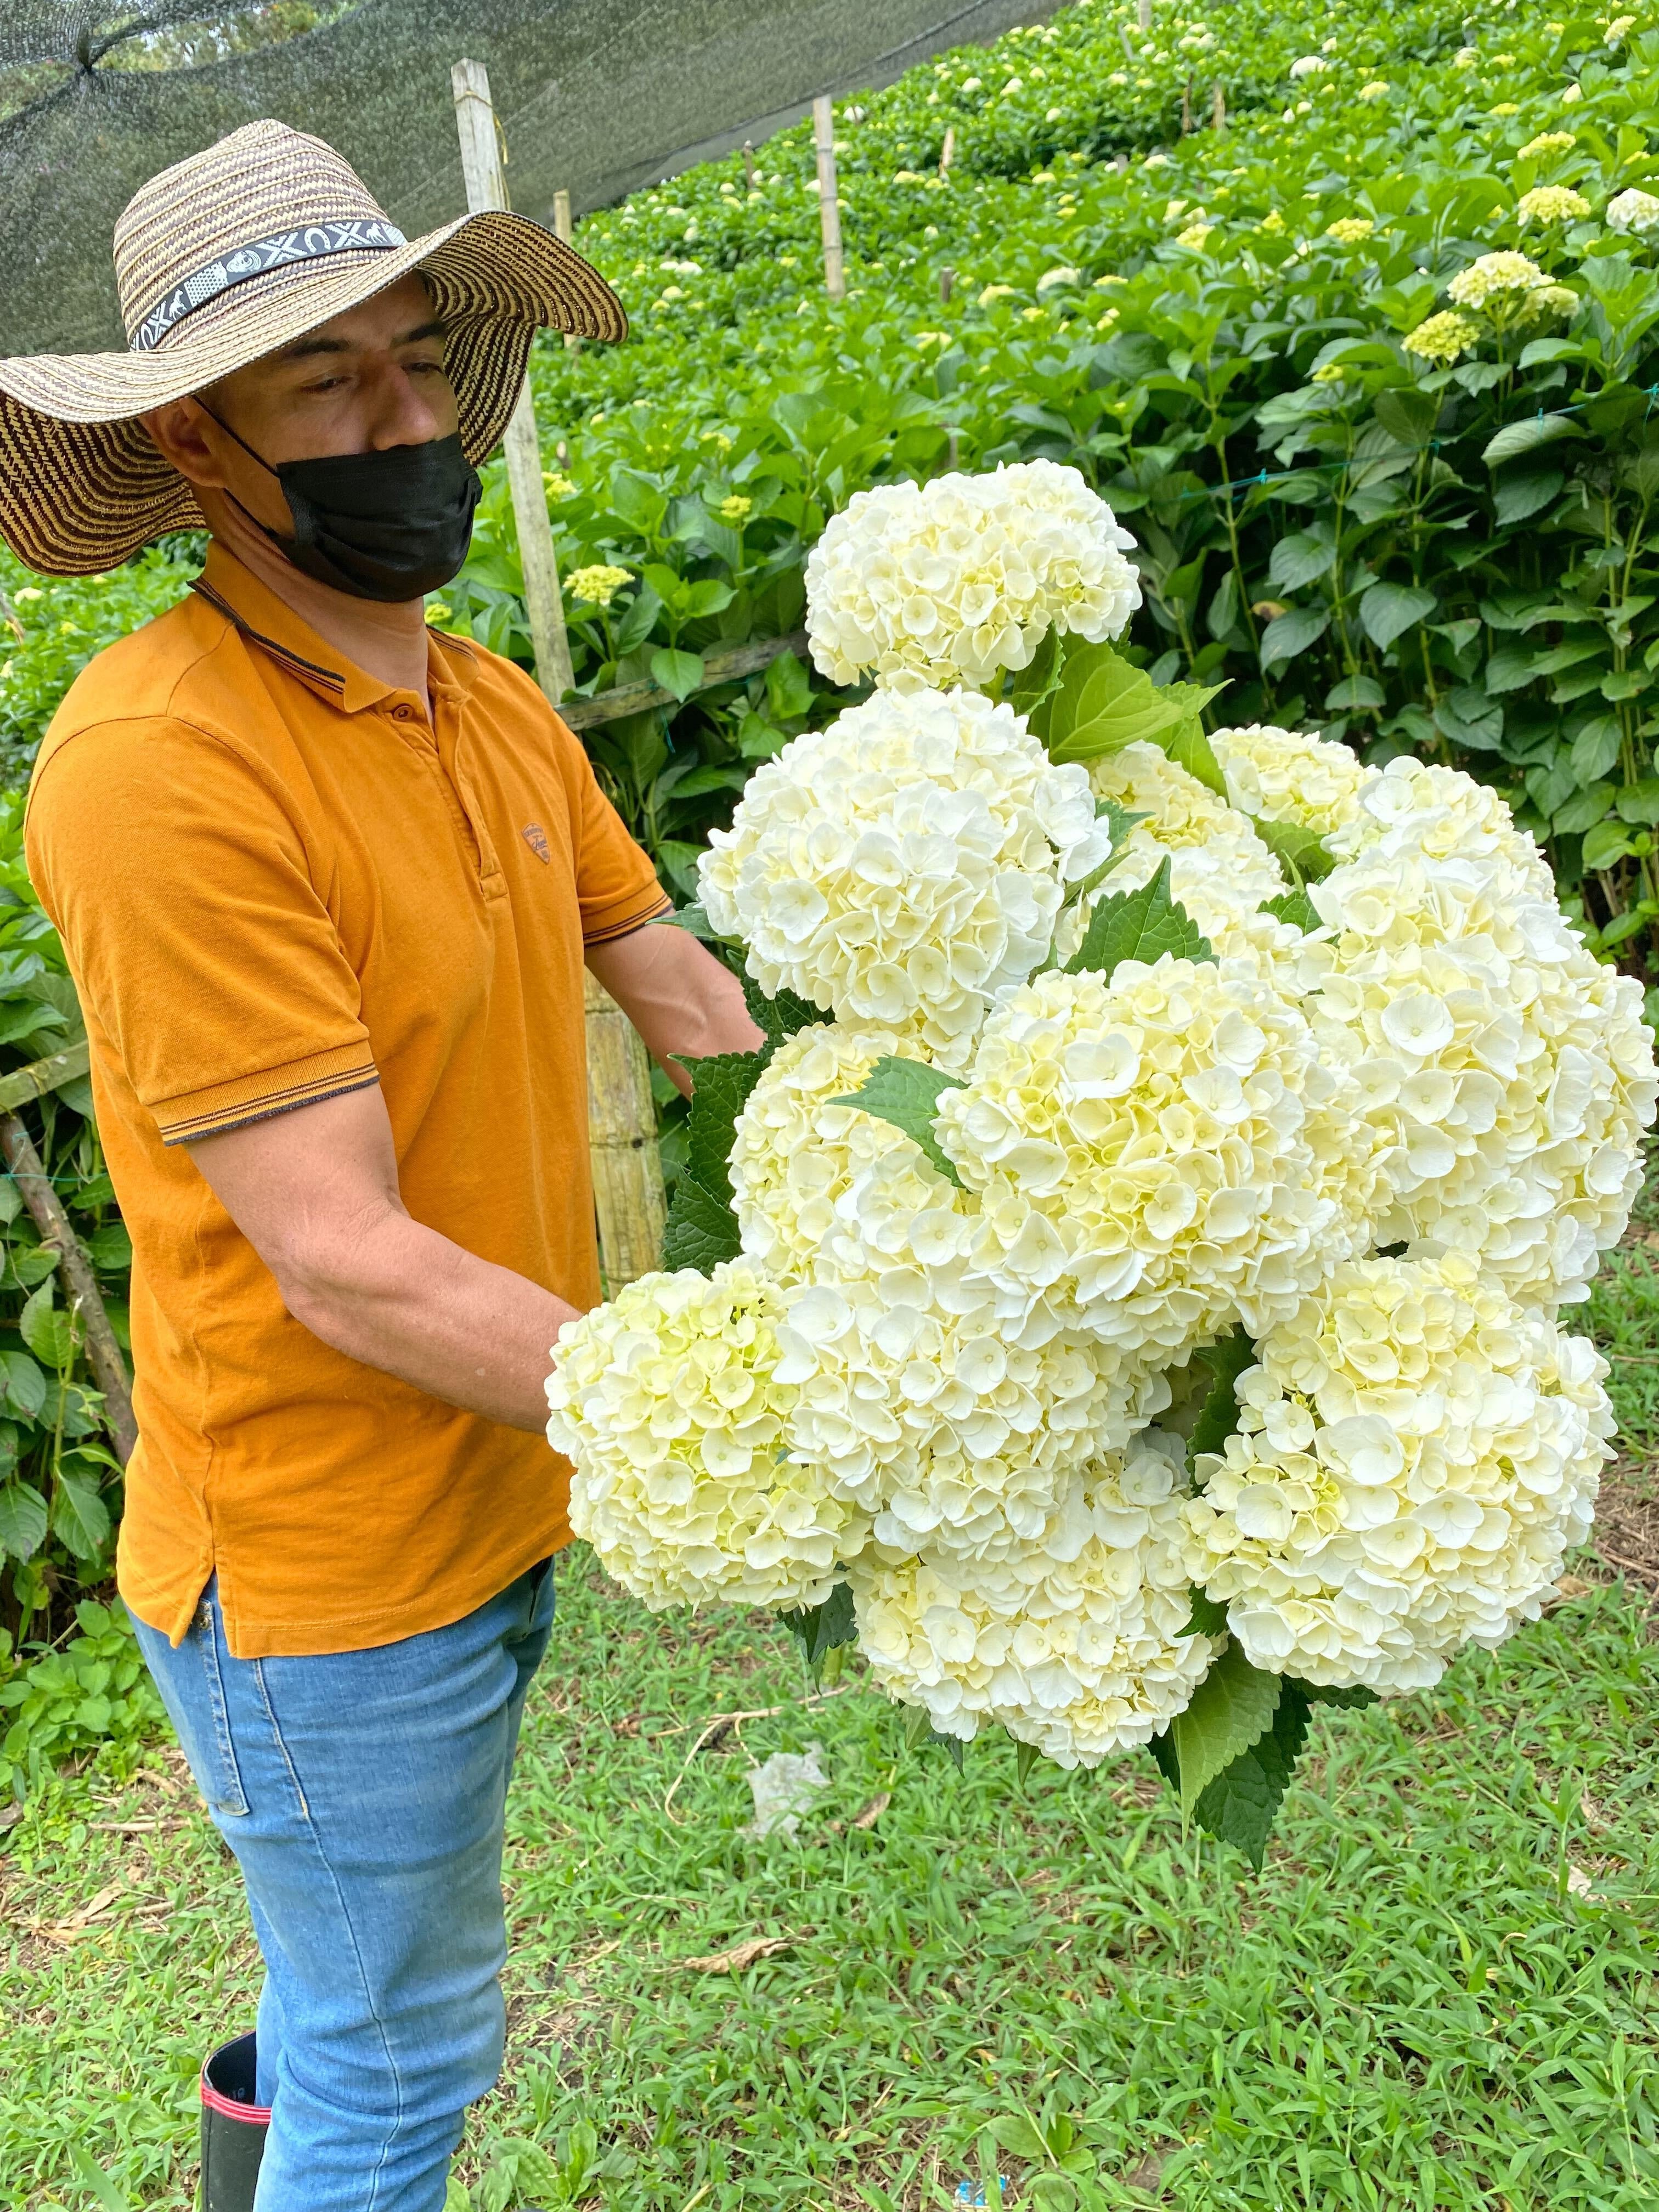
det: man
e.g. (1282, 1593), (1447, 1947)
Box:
(0, 121), (761, 2210)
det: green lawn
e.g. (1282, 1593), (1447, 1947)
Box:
(3, 1511), (1657, 2211)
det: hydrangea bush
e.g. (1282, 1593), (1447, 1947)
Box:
(547, 467), (1656, 1864)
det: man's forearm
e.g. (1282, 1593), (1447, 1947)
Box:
(280, 1203), (575, 1432)
(586, 922), (763, 1094)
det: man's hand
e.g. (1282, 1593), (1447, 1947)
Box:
(187, 1084), (575, 1432)
(585, 921), (764, 1091)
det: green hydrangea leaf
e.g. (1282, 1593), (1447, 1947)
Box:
(1168, 1640), (1282, 1812)
(1013, 1735), (1043, 1785)
(1189, 1680), (1312, 1869)
(833, 1057), (966, 1187)
(1261, 887), (1322, 933)
(1040, 640), (1192, 764)
(1189, 1326), (1258, 1463)
(49, 1464), (110, 1561)
(1179, 1588), (1231, 1639)
(780, 1579), (856, 1667)
(1251, 817), (1338, 883)
(741, 973), (821, 1050)
(678, 1049), (772, 1204)
(659, 1170), (741, 1273)
(0, 1478), (47, 1563)
(1009, 624), (1065, 724)
(1296, 1680), (1380, 1709)
(1065, 856), (1215, 980)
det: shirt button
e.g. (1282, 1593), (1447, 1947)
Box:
(392, 703), (415, 720)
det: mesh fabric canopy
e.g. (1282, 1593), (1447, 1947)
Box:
(0, 0), (1042, 358)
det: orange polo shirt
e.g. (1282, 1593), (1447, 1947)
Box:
(25, 543), (669, 1658)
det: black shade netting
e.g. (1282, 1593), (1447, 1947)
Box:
(0, 0), (1045, 357)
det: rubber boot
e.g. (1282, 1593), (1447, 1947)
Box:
(200, 2033), (269, 2212)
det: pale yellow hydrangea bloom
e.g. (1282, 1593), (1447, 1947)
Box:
(804, 460), (1142, 692)
(729, 1024), (956, 1282)
(1183, 1255), (1615, 1692)
(935, 956), (1375, 1355)
(1325, 217), (1375, 245)
(1210, 723), (1371, 838)
(1448, 250), (1547, 309)
(851, 1440), (1218, 1764)
(1080, 742), (1285, 940)
(699, 689), (1107, 1058)
(1402, 311), (1479, 365)
(546, 1262), (861, 1609)
(567, 563), (631, 608)
(1517, 184), (1592, 224)
(1518, 131), (1577, 158)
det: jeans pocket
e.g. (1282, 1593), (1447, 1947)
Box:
(184, 1590), (251, 1819)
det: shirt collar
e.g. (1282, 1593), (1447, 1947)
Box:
(194, 541), (479, 716)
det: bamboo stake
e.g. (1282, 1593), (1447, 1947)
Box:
(742, 140), (758, 189)
(939, 264), (955, 305)
(552, 188), (578, 350)
(0, 1113), (136, 1466)
(452, 58), (574, 706)
(1181, 75), (1193, 134)
(812, 96), (845, 300)
(939, 125), (955, 176)
(582, 971), (665, 1291)
(1212, 82), (1226, 131)
(1138, 0), (1153, 28)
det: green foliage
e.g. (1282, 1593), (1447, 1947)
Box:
(1063, 854), (1214, 978)
(0, 799), (129, 1652)
(657, 1048), (772, 1272)
(778, 1580), (857, 1672)
(1163, 1639), (1282, 1811)
(1186, 1325), (1259, 1461)
(0, 1600), (163, 1803)
(832, 1056), (966, 1185)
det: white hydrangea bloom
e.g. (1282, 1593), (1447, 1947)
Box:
(850, 1438), (1218, 1764)
(1304, 767), (1657, 1304)
(804, 460), (1141, 691)
(1183, 1255), (1615, 1692)
(1210, 723), (1372, 838)
(1326, 755), (1557, 900)
(934, 957), (1378, 1356)
(730, 1023), (959, 1283)
(545, 1261), (862, 1609)
(699, 689), (1105, 1059)
(1079, 742), (1285, 940)
(775, 1260), (1170, 1566)
(1607, 187), (1659, 232)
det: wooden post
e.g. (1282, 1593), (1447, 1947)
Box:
(582, 972), (665, 1291)
(1181, 75), (1193, 135)
(1138, 0), (1153, 28)
(1212, 82), (1226, 131)
(552, 188), (578, 351)
(939, 264), (954, 305)
(939, 125), (955, 176)
(742, 140), (758, 189)
(452, 58), (575, 706)
(812, 96), (845, 300)
(0, 1113), (137, 1467)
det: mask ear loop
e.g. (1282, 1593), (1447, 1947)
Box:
(193, 401), (301, 554)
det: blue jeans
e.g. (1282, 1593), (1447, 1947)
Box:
(132, 1560), (556, 2212)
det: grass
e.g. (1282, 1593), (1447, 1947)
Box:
(2, 1529), (1656, 2211)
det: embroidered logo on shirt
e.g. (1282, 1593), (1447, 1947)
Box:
(521, 822), (551, 864)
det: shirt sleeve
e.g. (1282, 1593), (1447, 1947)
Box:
(26, 718), (379, 1146)
(549, 712), (674, 946)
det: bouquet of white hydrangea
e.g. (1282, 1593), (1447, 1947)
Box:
(546, 463), (1655, 1868)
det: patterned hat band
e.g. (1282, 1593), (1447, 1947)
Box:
(131, 217), (409, 353)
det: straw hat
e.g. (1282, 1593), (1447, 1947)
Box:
(0, 120), (627, 576)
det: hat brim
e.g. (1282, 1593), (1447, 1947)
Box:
(0, 209), (625, 576)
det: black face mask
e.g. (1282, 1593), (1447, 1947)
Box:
(206, 413), (482, 602)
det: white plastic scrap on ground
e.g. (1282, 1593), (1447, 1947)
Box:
(742, 1743), (828, 1839)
